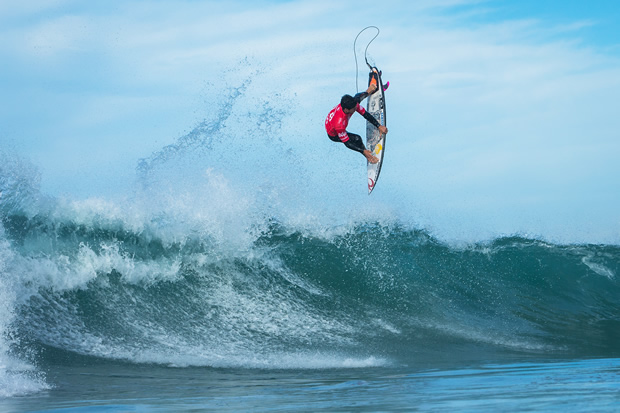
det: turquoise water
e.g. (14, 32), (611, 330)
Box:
(5, 357), (620, 411)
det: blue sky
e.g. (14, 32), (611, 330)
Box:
(480, 0), (620, 45)
(1, 0), (619, 243)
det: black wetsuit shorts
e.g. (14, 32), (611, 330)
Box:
(328, 132), (366, 154)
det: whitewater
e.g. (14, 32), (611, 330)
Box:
(2, 67), (620, 411)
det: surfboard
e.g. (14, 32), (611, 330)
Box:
(366, 67), (387, 194)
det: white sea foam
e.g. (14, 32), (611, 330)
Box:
(582, 256), (615, 279)
(0, 228), (50, 398)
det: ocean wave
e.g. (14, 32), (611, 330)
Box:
(2, 186), (619, 374)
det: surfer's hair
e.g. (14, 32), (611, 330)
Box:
(340, 94), (357, 110)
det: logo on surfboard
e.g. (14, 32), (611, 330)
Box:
(368, 177), (375, 191)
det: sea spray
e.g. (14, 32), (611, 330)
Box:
(0, 226), (49, 397)
(0, 151), (51, 397)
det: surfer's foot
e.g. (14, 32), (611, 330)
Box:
(363, 150), (379, 164)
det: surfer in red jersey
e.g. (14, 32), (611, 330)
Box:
(325, 82), (388, 164)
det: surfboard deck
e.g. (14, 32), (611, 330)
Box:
(366, 67), (387, 194)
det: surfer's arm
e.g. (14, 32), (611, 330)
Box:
(357, 105), (387, 134)
(352, 84), (377, 105)
(361, 111), (381, 129)
(362, 112), (388, 134)
(353, 92), (369, 104)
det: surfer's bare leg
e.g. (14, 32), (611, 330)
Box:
(345, 133), (378, 164)
(328, 132), (378, 163)
(363, 150), (379, 164)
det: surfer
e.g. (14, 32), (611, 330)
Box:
(325, 82), (388, 164)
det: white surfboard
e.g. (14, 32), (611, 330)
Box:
(366, 68), (387, 194)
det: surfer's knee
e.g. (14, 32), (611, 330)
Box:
(344, 133), (366, 154)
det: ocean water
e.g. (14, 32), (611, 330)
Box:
(2, 74), (620, 411)
(2, 172), (620, 411)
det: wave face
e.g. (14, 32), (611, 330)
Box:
(2, 186), (620, 374)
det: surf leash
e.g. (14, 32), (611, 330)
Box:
(354, 26), (380, 93)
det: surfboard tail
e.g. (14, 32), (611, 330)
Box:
(368, 70), (378, 91)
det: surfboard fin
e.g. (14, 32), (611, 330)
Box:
(369, 68), (389, 92)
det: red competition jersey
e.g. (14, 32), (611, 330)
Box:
(325, 103), (366, 142)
